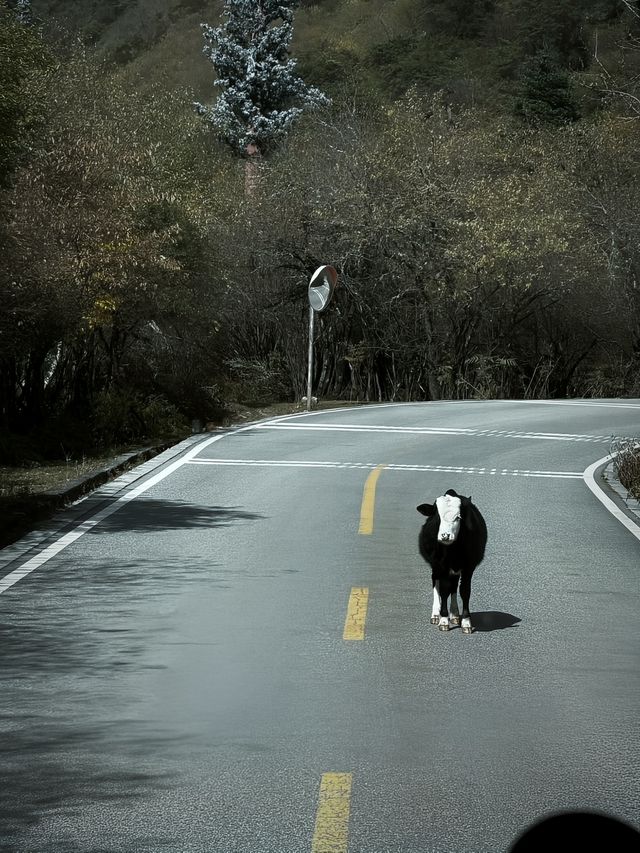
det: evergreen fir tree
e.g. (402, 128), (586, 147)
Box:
(515, 48), (580, 125)
(8, 0), (33, 25)
(194, 0), (329, 156)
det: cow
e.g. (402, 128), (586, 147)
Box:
(417, 489), (487, 634)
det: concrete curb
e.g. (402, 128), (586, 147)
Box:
(41, 441), (178, 506)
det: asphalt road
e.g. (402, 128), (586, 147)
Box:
(1, 400), (639, 853)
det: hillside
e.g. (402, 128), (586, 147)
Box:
(2, 0), (640, 465)
(27, 0), (635, 108)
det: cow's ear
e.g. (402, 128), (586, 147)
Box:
(417, 503), (436, 516)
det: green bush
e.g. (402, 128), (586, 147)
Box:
(92, 388), (186, 447)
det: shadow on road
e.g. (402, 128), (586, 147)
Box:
(88, 498), (264, 534)
(0, 722), (179, 850)
(472, 610), (521, 631)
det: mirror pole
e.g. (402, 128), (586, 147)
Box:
(306, 305), (315, 412)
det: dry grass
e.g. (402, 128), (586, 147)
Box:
(0, 455), (130, 498)
(612, 436), (640, 501)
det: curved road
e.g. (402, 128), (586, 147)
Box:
(1, 400), (639, 852)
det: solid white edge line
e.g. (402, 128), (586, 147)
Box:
(583, 454), (640, 542)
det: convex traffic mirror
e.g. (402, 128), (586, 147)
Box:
(308, 265), (338, 312)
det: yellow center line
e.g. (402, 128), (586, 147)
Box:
(343, 587), (369, 640)
(311, 773), (353, 853)
(358, 464), (387, 535)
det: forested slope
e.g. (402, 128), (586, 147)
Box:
(2, 0), (639, 462)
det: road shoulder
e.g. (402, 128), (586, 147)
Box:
(583, 454), (640, 540)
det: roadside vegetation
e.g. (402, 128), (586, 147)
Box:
(612, 437), (640, 501)
(1, 0), (640, 476)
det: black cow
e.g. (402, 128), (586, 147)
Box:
(417, 488), (487, 634)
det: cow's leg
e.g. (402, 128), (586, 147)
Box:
(449, 574), (461, 627)
(430, 580), (441, 624)
(436, 576), (452, 632)
(459, 573), (473, 634)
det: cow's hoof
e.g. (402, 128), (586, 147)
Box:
(430, 616), (439, 625)
(450, 616), (461, 626)
(461, 625), (473, 635)
(438, 621), (450, 632)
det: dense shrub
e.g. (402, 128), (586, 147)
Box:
(92, 389), (186, 447)
(612, 437), (640, 501)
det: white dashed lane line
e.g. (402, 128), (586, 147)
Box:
(187, 459), (583, 479)
(253, 423), (613, 443)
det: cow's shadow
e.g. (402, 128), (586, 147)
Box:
(471, 611), (521, 631)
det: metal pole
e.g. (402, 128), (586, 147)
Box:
(306, 305), (315, 411)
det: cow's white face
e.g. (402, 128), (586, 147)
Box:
(435, 494), (462, 545)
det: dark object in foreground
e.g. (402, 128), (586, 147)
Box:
(417, 489), (487, 634)
(509, 810), (639, 851)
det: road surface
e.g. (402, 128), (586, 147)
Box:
(1, 399), (639, 852)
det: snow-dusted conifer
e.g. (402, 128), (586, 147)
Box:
(194, 0), (329, 156)
(10, 0), (33, 25)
